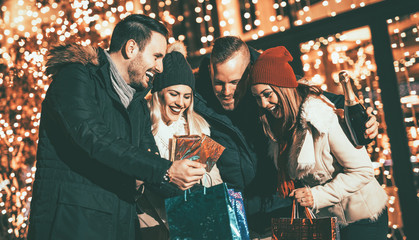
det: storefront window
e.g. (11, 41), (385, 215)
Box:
(299, 25), (408, 238)
(388, 13), (419, 163)
(387, 13), (419, 238)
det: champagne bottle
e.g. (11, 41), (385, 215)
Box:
(339, 71), (373, 147)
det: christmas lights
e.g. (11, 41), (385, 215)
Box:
(0, 1), (416, 239)
(299, 13), (419, 240)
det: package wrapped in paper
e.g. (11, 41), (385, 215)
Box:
(170, 134), (225, 172)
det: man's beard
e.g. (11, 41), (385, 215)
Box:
(128, 71), (145, 90)
(127, 57), (147, 90)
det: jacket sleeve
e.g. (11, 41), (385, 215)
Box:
(310, 114), (375, 210)
(143, 166), (222, 198)
(46, 63), (171, 184)
(215, 139), (256, 191)
(193, 95), (257, 191)
(202, 164), (223, 187)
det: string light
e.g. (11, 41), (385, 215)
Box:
(283, 0), (383, 26)
(0, 0), (416, 239)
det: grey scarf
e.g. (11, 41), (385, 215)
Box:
(104, 51), (136, 108)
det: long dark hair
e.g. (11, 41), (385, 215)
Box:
(258, 83), (322, 196)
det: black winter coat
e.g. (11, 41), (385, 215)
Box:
(193, 94), (258, 191)
(27, 45), (171, 240)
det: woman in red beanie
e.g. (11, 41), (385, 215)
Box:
(250, 46), (388, 240)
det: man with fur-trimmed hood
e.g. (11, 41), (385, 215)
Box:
(27, 14), (206, 240)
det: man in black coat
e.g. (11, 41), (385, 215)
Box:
(27, 14), (206, 240)
(195, 36), (379, 239)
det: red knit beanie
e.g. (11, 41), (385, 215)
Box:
(250, 46), (298, 88)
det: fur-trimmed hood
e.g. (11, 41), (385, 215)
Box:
(46, 44), (99, 76)
(287, 95), (337, 179)
(45, 42), (187, 77)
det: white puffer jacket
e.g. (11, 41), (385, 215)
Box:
(271, 95), (387, 225)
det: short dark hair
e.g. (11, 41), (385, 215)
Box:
(210, 36), (248, 65)
(109, 14), (168, 53)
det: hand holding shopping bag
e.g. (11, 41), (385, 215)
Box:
(165, 183), (244, 240)
(272, 199), (340, 240)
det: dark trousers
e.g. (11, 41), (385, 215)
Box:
(248, 205), (293, 239)
(340, 208), (388, 240)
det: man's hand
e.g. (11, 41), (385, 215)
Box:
(365, 107), (379, 139)
(168, 159), (206, 191)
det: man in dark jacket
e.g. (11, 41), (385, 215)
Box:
(27, 14), (206, 240)
(195, 36), (379, 239)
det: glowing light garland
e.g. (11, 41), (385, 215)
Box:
(224, 0), (384, 41)
(299, 13), (419, 240)
(0, 0), (416, 239)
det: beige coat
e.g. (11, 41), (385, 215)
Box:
(271, 95), (387, 226)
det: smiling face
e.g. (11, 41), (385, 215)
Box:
(251, 84), (282, 119)
(128, 31), (167, 89)
(159, 84), (193, 125)
(210, 51), (250, 111)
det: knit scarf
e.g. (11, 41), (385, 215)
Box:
(104, 51), (136, 108)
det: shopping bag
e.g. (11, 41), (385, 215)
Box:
(272, 200), (340, 240)
(165, 183), (242, 240)
(227, 189), (250, 240)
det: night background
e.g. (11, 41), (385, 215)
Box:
(0, 0), (418, 239)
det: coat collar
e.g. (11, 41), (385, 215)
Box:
(46, 43), (150, 104)
(286, 95), (336, 179)
(46, 43), (99, 76)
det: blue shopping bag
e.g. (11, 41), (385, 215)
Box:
(228, 189), (250, 240)
(165, 183), (242, 240)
